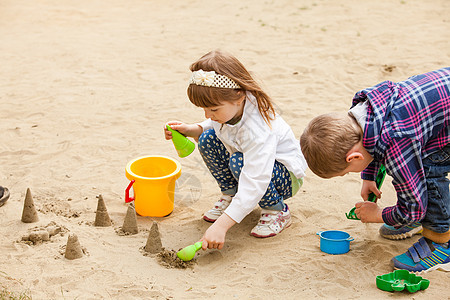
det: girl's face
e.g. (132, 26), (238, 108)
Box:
(202, 95), (245, 124)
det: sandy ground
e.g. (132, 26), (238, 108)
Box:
(0, 0), (449, 299)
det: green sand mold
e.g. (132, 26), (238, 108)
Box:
(166, 125), (195, 158)
(346, 164), (386, 220)
(376, 270), (430, 293)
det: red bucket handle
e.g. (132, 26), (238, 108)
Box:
(125, 180), (135, 203)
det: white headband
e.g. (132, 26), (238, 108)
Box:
(189, 69), (241, 89)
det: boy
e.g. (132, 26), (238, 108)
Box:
(300, 67), (450, 272)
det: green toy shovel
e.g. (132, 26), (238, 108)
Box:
(346, 164), (387, 220)
(177, 241), (203, 261)
(166, 125), (195, 158)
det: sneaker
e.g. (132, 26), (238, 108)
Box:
(250, 205), (292, 238)
(203, 195), (233, 223)
(0, 186), (9, 207)
(391, 237), (450, 273)
(379, 222), (422, 240)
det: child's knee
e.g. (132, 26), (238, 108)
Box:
(229, 152), (243, 177)
(198, 129), (217, 156)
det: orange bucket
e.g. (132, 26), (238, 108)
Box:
(125, 155), (181, 217)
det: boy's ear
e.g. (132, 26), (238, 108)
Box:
(346, 151), (364, 162)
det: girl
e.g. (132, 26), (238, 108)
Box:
(164, 50), (307, 250)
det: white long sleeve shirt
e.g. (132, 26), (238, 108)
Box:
(198, 92), (307, 223)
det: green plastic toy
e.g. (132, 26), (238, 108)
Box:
(346, 164), (387, 220)
(376, 270), (430, 293)
(176, 241), (203, 261)
(166, 125), (195, 158)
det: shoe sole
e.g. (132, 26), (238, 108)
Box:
(250, 219), (292, 238)
(381, 226), (423, 240)
(394, 262), (450, 274)
(203, 215), (217, 223)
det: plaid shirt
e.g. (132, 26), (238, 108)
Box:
(351, 68), (450, 227)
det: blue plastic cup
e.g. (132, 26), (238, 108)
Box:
(317, 230), (354, 255)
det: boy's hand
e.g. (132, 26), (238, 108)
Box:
(361, 180), (382, 202)
(354, 201), (383, 223)
(200, 213), (236, 250)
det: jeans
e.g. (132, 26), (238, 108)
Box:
(422, 144), (450, 234)
(198, 129), (293, 210)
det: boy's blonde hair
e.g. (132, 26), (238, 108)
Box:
(300, 113), (362, 178)
(187, 50), (275, 125)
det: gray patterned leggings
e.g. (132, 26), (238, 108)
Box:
(198, 129), (292, 210)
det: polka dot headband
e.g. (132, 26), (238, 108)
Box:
(189, 69), (241, 89)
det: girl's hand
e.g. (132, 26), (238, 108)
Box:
(164, 121), (203, 140)
(354, 201), (384, 223)
(361, 179), (381, 202)
(200, 213), (236, 250)
(164, 121), (187, 140)
(201, 222), (227, 250)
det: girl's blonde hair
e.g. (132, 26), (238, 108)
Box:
(187, 50), (275, 125)
(300, 113), (363, 178)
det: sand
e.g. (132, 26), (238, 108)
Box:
(0, 0), (449, 299)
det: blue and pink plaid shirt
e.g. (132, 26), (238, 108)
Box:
(351, 68), (450, 227)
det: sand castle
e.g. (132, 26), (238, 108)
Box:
(21, 222), (64, 245)
(144, 221), (163, 253)
(94, 194), (112, 227)
(22, 230), (50, 244)
(64, 233), (84, 260)
(122, 203), (138, 234)
(21, 188), (39, 223)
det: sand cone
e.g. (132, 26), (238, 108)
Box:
(64, 233), (83, 260)
(167, 125), (195, 158)
(21, 188), (39, 223)
(144, 221), (162, 253)
(94, 194), (111, 227)
(122, 203), (138, 234)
